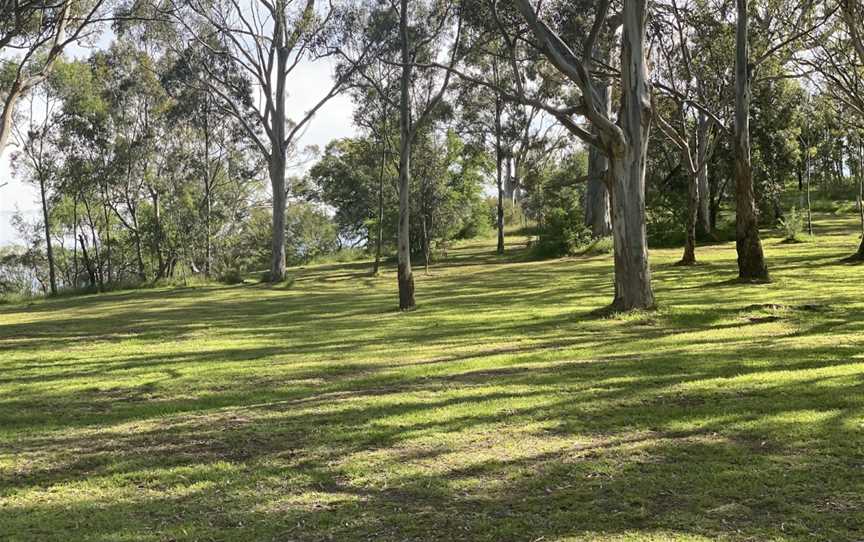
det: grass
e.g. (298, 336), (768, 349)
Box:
(1, 213), (864, 541)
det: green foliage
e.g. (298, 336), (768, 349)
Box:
(521, 150), (592, 258)
(217, 268), (246, 285)
(779, 206), (806, 242)
(536, 201), (593, 257)
(580, 235), (614, 256)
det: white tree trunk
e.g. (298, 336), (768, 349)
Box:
(608, 0), (655, 310)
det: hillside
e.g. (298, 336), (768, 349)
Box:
(1, 215), (863, 541)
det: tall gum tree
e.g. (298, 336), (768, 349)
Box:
(733, 0), (829, 280)
(171, 0), (370, 281)
(343, 0), (462, 310)
(653, 0), (723, 264)
(513, 0), (655, 310)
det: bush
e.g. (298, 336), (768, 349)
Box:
(779, 206), (805, 242)
(218, 268), (245, 285)
(579, 236), (614, 256)
(530, 206), (594, 258)
(646, 205), (685, 248)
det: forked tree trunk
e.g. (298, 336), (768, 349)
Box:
(396, 0), (416, 310)
(516, 0), (654, 310)
(608, 0), (655, 311)
(734, 0), (769, 281)
(78, 234), (97, 288)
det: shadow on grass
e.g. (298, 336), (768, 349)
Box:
(2, 217), (864, 541)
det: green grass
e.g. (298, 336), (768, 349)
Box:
(2, 214), (864, 541)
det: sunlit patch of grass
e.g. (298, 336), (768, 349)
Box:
(1, 212), (864, 541)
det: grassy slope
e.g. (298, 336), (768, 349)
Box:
(1, 215), (863, 542)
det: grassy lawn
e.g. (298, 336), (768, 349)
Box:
(2, 214), (863, 541)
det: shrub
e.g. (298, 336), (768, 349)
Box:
(218, 268), (245, 285)
(779, 206), (805, 242)
(579, 236), (614, 256)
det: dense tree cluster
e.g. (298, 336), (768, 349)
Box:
(2, 0), (864, 310)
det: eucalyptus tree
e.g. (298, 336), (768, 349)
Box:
(391, 0), (462, 309)
(451, 42), (508, 254)
(10, 80), (63, 294)
(732, 0), (830, 280)
(802, 0), (864, 257)
(501, 0), (656, 310)
(169, 0), (370, 282)
(1, 0), (110, 157)
(652, 0), (726, 264)
(346, 47), (400, 274)
(342, 0), (462, 309)
(454, 48), (555, 254)
(50, 57), (118, 288)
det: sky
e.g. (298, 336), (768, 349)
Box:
(0, 55), (356, 246)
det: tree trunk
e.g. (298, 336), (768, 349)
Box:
(131, 210), (146, 280)
(586, 150), (612, 237)
(608, 150), (654, 310)
(696, 112), (711, 236)
(38, 173), (57, 295)
(585, 44), (612, 238)
(73, 197), (79, 286)
(495, 94), (505, 254)
(78, 234), (97, 288)
(373, 120), (387, 275)
(857, 142), (864, 257)
(681, 169), (698, 265)
(0, 83), (26, 159)
(269, 152), (288, 281)
(152, 190), (165, 279)
(204, 102), (213, 278)
(734, 0), (769, 281)
(83, 198), (104, 289)
(422, 206), (431, 274)
(609, 0), (655, 311)
(101, 189), (112, 285)
(268, 0), (289, 283)
(396, 0), (415, 310)
(805, 149), (813, 236)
